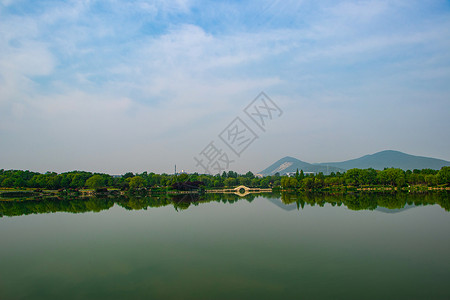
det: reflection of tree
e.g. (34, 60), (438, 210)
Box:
(438, 193), (450, 211)
(281, 193), (299, 205)
(116, 196), (172, 210)
(376, 193), (407, 209)
(1, 191), (449, 217)
(0, 197), (115, 217)
(344, 194), (377, 211)
(280, 191), (449, 212)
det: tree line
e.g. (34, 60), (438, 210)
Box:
(281, 167), (449, 189)
(0, 166), (449, 191)
(1, 191), (448, 217)
(0, 169), (280, 190)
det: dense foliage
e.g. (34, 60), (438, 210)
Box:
(1, 191), (448, 217)
(0, 169), (280, 190)
(0, 167), (448, 191)
(280, 167), (449, 189)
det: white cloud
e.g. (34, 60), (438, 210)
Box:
(326, 0), (389, 21)
(0, 0), (20, 6)
(1, 0), (450, 173)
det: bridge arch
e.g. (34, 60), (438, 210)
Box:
(205, 186), (272, 197)
(233, 185), (251, 192)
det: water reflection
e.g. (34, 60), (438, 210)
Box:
(1, 191), (448, 217)
(281, 191), (450, 212)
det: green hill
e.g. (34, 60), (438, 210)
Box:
(317, 150), (449, 171)
(259, 156), (345, 176)
(259, 150), (449, 175)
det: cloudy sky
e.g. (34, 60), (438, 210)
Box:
(1, 0), (449, 175)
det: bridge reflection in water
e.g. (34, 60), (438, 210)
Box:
(206, 185), (272, 197)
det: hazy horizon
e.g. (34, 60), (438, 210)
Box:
(1, 149), (449, 176)
(1, 1), (449, 174)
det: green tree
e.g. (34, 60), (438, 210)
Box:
(345, 169), (361, 186)
(324, 177), (340, 187)
(224, 177), (237, 187)
(437, 166), (450, 186)
(299, 170), (305, 181)
(315, 172), (325, 188)
(287, 177), (298, 188)
(425, 174), (437, 186)
(1, 177), (14, 187)
(301, 177), (314, 190)
(71, 174), (87, 188)
(245, 171), (255, 179)
(359, 168), (377, 185)
(238, 176), (251, 186)
(260, 178), (270, 188)
(213, 179), (223, 187)
(129, 176), (145, 189)
(250, 178), (259, 187)
(378, 168), (405, 187)
(46, 175), (61, 190)
(227, 171), (238, 178)
(85, 175), (104, 189)
(123, 172), (134, 179)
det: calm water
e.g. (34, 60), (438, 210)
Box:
(1, 192), (449, 300)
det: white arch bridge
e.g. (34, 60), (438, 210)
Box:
(206, 185), (272, 197)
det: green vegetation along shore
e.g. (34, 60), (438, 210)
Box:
(1, 191), (449, 217)
(0, 167), (449, 195)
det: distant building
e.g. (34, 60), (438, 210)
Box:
(286, 171), (315, 177)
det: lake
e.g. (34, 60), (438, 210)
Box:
(1, 192), (449, 299)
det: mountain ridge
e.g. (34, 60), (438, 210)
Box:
(259, 150), (449, 176)
(259, 156), (345, 176)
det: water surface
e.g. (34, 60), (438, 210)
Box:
(0, 192), (449, 299)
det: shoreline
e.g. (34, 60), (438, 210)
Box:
(0, 185), (449, 202)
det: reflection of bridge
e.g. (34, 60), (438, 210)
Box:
(206, 185), (272, 197)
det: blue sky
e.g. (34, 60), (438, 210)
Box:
(1, 0), (449, 174)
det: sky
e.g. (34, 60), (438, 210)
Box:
(0, 0), (449, 175)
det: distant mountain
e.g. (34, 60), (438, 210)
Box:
(375, 205), (417, 214)
(259, 156), (345, 176)
(317, 150), (449, 171)
(259, 150), (449, 176)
